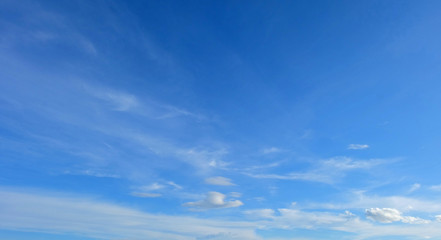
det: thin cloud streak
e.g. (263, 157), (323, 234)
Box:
(245, 157), (386, 184)
(0, 188), (258, 240)
(205, 176), (236, 186)
(348, 144), (369, 150)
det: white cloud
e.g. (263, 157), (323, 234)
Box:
(131, 181), (184, 198)
(304, 191), (441, 214)
(140, 183), (165, 191)
(243, 209), (275, 219)
(2, 188), (441, 240)
(131, 192), (162, 198)
(409, 183), (421, 193)
(247, 157), (385, 184)
(205, 177), (235, 186)
(262, 147), (281, 154)
(429, 184), (441, 191)
(229, 192), (242, 198)
(183, 192), (243, 210)
(63, 169), (120, 178)
(365, 208), (430, 224)
(365, 208), (403, 223)
(0, 188), (257, 240)
(86, 86), (139, 111)
(401, 216), (431, 224)
(348, 144), (369, 150)
(167, 181), (183, 189)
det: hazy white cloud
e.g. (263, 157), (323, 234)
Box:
(183, 192), (243, 210)
(2, 187), (441, 240)
(0, 188), (257, 240)
(167, 181), (183, 189)
(247, 157), (385, 184)
(130, 183), (165, 198)
(429, 184), (441, 191)
(305, 191), (441, 214)
(409, 183), (421, 193)
(140, 183), (165, 191)
(205, 177), (235, 186)
(267, 208), (441, 240)
(86, 86), (139, 111)
(262, 147), (281, 154)
(348, 144), (369, 150)
(131, 192), (162, 198)
(229, 192), (242, 198)
(63, 169), (120, 178)
(243, 209), (275, 219)
(365, 208), (430, 224)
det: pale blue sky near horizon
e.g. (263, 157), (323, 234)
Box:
(2, 0), (441, 239)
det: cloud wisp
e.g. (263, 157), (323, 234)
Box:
(183, 192), (243, 210)
(205, 176), (236, 186)
(0, 188), (257, 240)
(2, 188), (441, 239)
(365, 208), (430, 224)
(246, 157), (385, 184)
(347, 144), (369, 150)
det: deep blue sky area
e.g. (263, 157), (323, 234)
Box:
(2, 1), (441, 239)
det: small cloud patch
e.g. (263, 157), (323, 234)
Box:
(348, 144), (369, 150)
(365, 208), (430, 224)
(131, 192), (162, 198)
(183, 192), (243, 210)
(205, 176), (235, 186)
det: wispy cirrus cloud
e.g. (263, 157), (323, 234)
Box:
(244, 206), (441, 240)
(243, 209), (275, 219)
(246, 157), (386, 184)
(131, 181), (184, 198)
(205, 176), (236, 186)
(408, 183), (421, 193)
(0, 188), (257, 240)
(3, 188), (441, 240)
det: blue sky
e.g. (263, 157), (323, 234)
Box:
(2, 0), (441, 239)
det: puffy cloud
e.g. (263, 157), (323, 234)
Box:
(365, 208), (404, 223)
(348, 144), (369, 150)
(365, 208), (430, 224)
(205, 177), (235, 186)
(183, 192), (243, 210)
